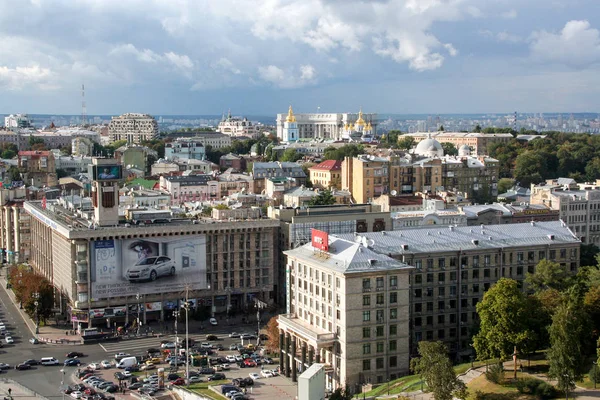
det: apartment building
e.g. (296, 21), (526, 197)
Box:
(18, 150), (58, 187)
(338, 220), (580, 360)
(309, 160), (342, 190)
(279, 230), (412, 391)
(108, 113), (159, 144)
(530, 178), (600, 245)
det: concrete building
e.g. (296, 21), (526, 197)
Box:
(115, 145), (158, 174)
(160, 175), (216, 203)
(338, 220), (580, 360)
(276, 109), (378, 142)
(216, 111), (260, 138)
(165, 138), (206, 161)
(166, 134), (232, 150)
(401, 131), (513, 156)
(252, 162), (307, 194)
(108, 113), (159, 144)
(22, 159), (280, 329)
(530, 178), (600, 244)
(54, 155), (93, 175)
(219, 153), (246, 171)
(4, 114), (32, 128)
(18, 150), (58, 188)
(372, 195), (423, 213)
(280, 230), (412, 391)
(309, 160), (342, 190)
(0, 187), (30, 264)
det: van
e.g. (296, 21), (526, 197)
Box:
(117, 356), (138, 369)
(40, 357), (59, 366)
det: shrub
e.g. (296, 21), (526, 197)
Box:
(590, 365), (600, 385)
(515, 378), (557, 399)
(535, 381), (557, 399)
(485, 364), (504, 384)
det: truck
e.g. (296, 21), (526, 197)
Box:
(117, 356), (138, 369)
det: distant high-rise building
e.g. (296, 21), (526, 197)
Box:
(4, 114), (32, 129)
(108, 113), (158, 144)
(216, 110), (260, 138)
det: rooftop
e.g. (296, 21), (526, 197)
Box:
(337, 220), (578, 255)
(309, 160), (342, 171)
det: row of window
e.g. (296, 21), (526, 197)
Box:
(362, 324), (398, 338)
(414, 297), (479, 313)
(414, 311), (477, 328)
(363, 340), (398, 355)
(362, 276), (399, 289)
(362, 356), (398, 371)
(363, 292), (398, 306)
(414, 326), (470, 343)
(362, 308), (399, 322)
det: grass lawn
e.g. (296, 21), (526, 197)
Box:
(188, 380), (229, 400)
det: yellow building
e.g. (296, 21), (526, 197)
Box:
(309, 160), (342, 189)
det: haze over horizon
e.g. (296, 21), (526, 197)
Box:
(1, 0), (599, 116)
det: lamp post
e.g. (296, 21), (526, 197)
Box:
(182, 287), (190, 385)
(173, 310), (180, 371)
(135, 293), (142, 336)
(387, 377), (390, 395)
(32, 292), (40, 334)
(60, 368), (65, 400)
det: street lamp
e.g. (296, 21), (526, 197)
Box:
(32, 292), (40, 334)
(173, 310), (180, 371)
(135, 293), (142, 336)
(60, 368), (65, 400)
(182, 287), (191, 386)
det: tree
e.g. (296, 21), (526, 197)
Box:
(439, 125), (445, 131)
(281, 148), (301, 162)
(441, 142), (458, 156)
(264, 316), (280, 354)
(307, 190), (336, 206)
(322, 144), (364, 161)
(397, 136), (415, 151)
(580, 243), (600, 267)
(497, 178), (515, 195)
(328, 388), (353, 400)
(526, 259), (570, 293)
(473, 278), (536, 361)
(410, 341), (468, 400)
(7, 166), (21, 182)
(386, 130), (402, 145)
(473, 125), (482, 133)
(1, 149), (16, 159)
(547, 290), (590, 396)
(514, 151), (546, 187)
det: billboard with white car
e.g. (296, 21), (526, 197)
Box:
(90, 235), (207, 299)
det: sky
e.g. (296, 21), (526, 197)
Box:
(0, 0), (599, 116)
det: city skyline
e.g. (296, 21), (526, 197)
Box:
(0, 0), (599, 115)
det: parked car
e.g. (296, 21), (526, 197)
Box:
(0, 363), (10, 370)
(70, 391), (83, 399)
(29, 338), (39, 344)
(209, 318), (218, 326)
(199, 368), (215, 375)
(5, 336), (14, 344)
(114, 353), (130, 360)
(228, 332), (241, 338)
(243, 359), (256, 367)
(129, 383), (143, 390)
(248, 373), (260, 380)
(261, 370), (274, 378)
(205, 334), (218, 341)
(15, 363), (32, 370)
(125, 256), (176, 282)
(170, 378), (186, 386)
(147, 348), (161, 355)
(64, 359), (82, 366)
(161, 342), (176, 349)
(207, 373), (226, 381)
(262, 357), (274, 364)
(188, 376), (202, 383)
(100, 360), (112, 369)
(67, 351), (85, 358)
(167, 373), (180, 381)
(113, 372), (125, 380)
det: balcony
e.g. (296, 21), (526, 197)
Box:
(278, 314), (336, 347)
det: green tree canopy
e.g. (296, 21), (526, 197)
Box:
(514, 150), (546, 187)
(441, 142), (458, 156)
(281, 148), (302, 162)
(473, 124), (482, 133)
(526, 259), (570, 293)
(410, 341), (468, 400)
(397, 136), (415, 151)
(473, 278), (537, 361)
(322, 144), (364, 161)
(307, 190), (336, 206)
(497, 178), (515, 194)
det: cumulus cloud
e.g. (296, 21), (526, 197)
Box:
(530, 20), (600, 67)
(258, 64), (317, 88)
(0, 65), (57, 90)
(109, 44), (194, 77)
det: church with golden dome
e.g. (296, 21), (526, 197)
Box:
(277, 107), (377, 142)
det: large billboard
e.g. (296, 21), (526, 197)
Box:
(90, 235), (207, 299)
(93, 165), (122, 180)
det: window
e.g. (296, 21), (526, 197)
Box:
(390, 276), (398, 287)
(426, 316), (433, 326)
(438, 301), (445, 310)
(473, 256), (479, 267)
(473, 284), (479, 293)
(363, 343), (371, 355)
(376, 358), (384, 369)
(438, 287), (445, 296)
(336, 310), (341, 320)
(363, 311), (371, 321)
(414, 289), (422, 298)
(438, 329), (445, 339)
(550, 250), (556, 260)
(414, 317), (422, 327)
(363, 327), (371, 338)
(389, 340), (397, 351)
(449, 257), (457, 267)
(363, 279), (371, 289)
(438, 272), (445, 282)
(427, 259), (434, 269)
(528, 251), (535, 261)
(363, 360), (371, 371)
(450, 271), (457, 281)
(376, 277), (384, 289)
(390, 308), (398, 319)
(484, 269), (490, 278)
(484, 255), (491, 265)
(415, 274), (422, 284)
(539, 251), (545, 260)
(390, 325), (397, 335)
(376, 294), (384, 305)
(439, 258), (445, 269)
(427, 302), (434, 311)
(390, 356), (397, 367)
(414, 303), (422, 312)
(376, 326), (384, 336)
(376, 309), (384, 322)
(438, 314), (445, 324)
(390, 292), (398, 304)
(363, 295), (371, 306)
(427, 273), (434, 283)
(377, 342), (384, 353)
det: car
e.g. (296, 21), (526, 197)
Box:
(248, 373), (260, 380)
(225, 391), (241, 399)
(0, 363), (10, 370)
(129, 383), (144, 390)
(24, 359), (40, 365)
(231, 394), (247, 400)
(199, 367), (215, 375)
(67, 351), (85, 358)
(100, 360), (112, 369)
(122, 371), (132, 378)
(113, 372), (125, 380)
(207, 373), (226, 381)
(147, 348), (161, 355)
(146, 357), (162, 365)
(226, 355), (237, 363)
(209, 318), (218, 326)
(161, 342), (176, 349)
(261, 370), (274, 378)
(246, 344), (255, 350)
(205, 334), (218, 341)
(228, 332), (241, 338)
(125, 365), (139, 372)
(125, 255), (176, 282)
(15, 363), (32, 370)
(216, 364), (230, 371)
(243, 359), (256, 367)
(138, 388), (157, 396)
(239, 333), (254, 340)
(170, 378), (186, 385)
(270, 369), (279, 376)
(215, 344), (225, 351)
(64, 359), (82, 366)
(84, 388), (97, 395)
(88, 363), (101, 370)
(188, 376), (202, 383)
(167, 373), (180, 381)
(103, 386), (118, 393)
(114, 353), (130, 360)
(70, 391), (83, 399)
(140, 364), (156, 371)
(29, 338), (39, 344)
(262, 357), (274, 364)
(169, 359), (185, 366)
(5, 336), (14, 344)
(200, 342), (212, 349)
(229, 344), (238, 351)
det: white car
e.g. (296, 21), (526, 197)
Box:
(234, 355), (243, 362)
(261, 370), (274, 378)
(114, 352), (130, 360)
(161, 342), (176, 349)
(248, 373), (260, 380)
(200, 342), (212, 349)
(5, 336), (14, 344)
(188, 376), (202, 383)
(70, 391), (82, 399)
(100, 360), (112, 369)
(88, 363), (101, 370)
(126, 256), (176, 282)
(122, 370), (132, 378)
(226, 355), (237, 363)
(270, 369), (279, 376)
(209, 318), (218, 326)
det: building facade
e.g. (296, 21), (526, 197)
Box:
(338, 221), (580, 360)
(280, 231), (412, 391)
(4, 114), (31, 129)
(309, 160), (342, 190)
(276, 110), (378, 141)
(165, 138), (207, 161)
(108, 113), (159, 144)
(18, 150), (58, 187)
(401, 132), (513, 156)
(216, 111), (260, 138)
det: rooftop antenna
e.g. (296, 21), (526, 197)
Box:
(81, 83), (87, 126)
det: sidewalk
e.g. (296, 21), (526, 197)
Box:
(0, 269), (82, 345)
(0, 379), (48, 400)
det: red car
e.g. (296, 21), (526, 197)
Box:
(243, 359), (256, 367)
(171, 378), (186, 386)
(81, 373), (94, 381)
(84, 388), (96, 396)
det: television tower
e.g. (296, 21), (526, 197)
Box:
(81, 83), (87, 126)
(513, 111), (517, 132)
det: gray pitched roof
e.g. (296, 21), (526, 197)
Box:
(337, 220), (578, 255)
(285, 236), (412, 274)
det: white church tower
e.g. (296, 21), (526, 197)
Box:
(282, 105), (299, 142)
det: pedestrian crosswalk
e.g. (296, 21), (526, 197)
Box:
(98, 333), (230, 354)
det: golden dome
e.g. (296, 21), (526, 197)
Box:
(356, 108), (365, 126)
(349, 123), (355, 130)
(286, 105), (296, 123)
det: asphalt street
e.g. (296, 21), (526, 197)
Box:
(0, 284), (265, 399)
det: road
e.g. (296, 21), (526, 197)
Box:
(0, 284), (263, 399)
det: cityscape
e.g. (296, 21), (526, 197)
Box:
(0, 1), (599, 400)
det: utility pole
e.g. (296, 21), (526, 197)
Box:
(33, 292), (40, 334)
(184, 286), (190, 385)
(173, 309), (180, 371)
